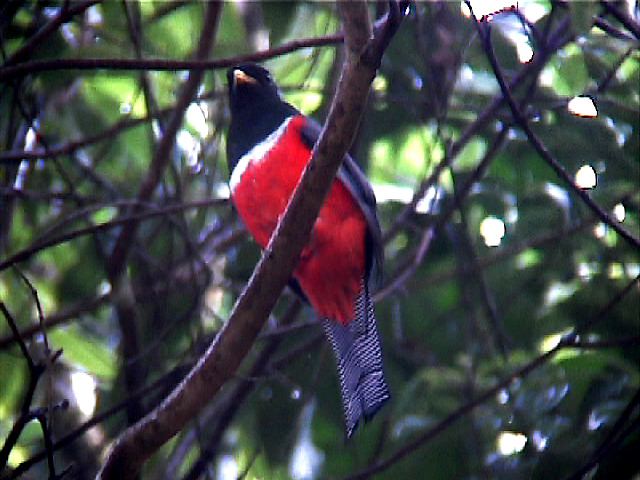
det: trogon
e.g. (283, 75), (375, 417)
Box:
(226, 63), (390, 437)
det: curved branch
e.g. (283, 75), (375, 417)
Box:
(0, 198), (226, 273)
(601, 0), (640, 39)
(467, 6), (640, 250)
(96, 2), (406, 478)
(4, 0), (101, 66)
(0, 34), (343, 83)
(344, 275), (639, 480)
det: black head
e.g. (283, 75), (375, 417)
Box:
(226, 63), (299, 168)
(227, 63), (281, 112)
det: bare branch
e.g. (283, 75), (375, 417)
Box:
(564, 386), (640, 480)
(468, 8), (640, 250)
(0, 302), (65, 478)
(601, 0), (640, 39)
(344, 275), (639, 479)
(14, 269), (50, 354)
(6, 365), (186, 479)
(4, 0), (101, 66)
(0, 34), (344, 83)
(96, 3), (407, 478)
(0, 293), (109, 350)
(106, 2), (223, 281)
(180, 301), (301, 480)
(377, 127), (508, 301)
(0, 198), (227, 274)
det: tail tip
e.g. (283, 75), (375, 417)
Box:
(345, 386), (391, 439)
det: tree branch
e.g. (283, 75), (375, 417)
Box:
(468, 7), (640, 250)
(383, 15), (574, 243)
(0, 34), (343, 83)
(5, 364), (187, 479)
(0, 293), (109, 350)
(4, 0), (101, 66)
(96, 2), (407, 478)
(0, 302), (64, 478)
(180, 302), (301, 480)
(344, 274), (639, 479)
(564, 386), (640, 480)
(0, 198), (226, 274)
(601, 0), (640, 39)
(106, 2), (222, 281)
(376, 127), (508, 301)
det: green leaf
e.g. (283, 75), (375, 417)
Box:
(569, 2), (599, 38)
(48, 326), (116, 380)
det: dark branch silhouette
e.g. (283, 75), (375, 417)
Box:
(0, 34), (343, 82)
(97, 2), (408, 478)
(344, 275), (639, 479)
(467, 5), (640, 250)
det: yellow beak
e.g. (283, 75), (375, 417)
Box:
(233, 69), (257, 85)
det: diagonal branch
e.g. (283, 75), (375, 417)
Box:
(96, 2), (407, 478)
(601, 0), (640, 39)
(468, 8), (640, 250)
(383, 15), (574, 243)
(0, 198), (226, 274)
(564, 386), (640, 480)
(4, 0), (101, 66)
(376, 127), (508, 301)
(0, 293), (110, 350)
(344, 274), (639, 480)
(0, 302), (64, 477)
(106, 2), (222, 281)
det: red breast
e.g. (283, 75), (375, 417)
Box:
(230, 115), (367, 324)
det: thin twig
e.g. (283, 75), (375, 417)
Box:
(181, 302), (301, 480)
(13, 268), (50, 354)
(97, 3), (408, 478)
(593, 16), (637, 42)
(344, 275), (639, 479)
(4, 0), (101, 66)
(0, 197), (227, 273)
(376, 127), (508, 301)
(0, 293), (110, 350)
(564, 387), (640, 480)
(601, 1), (640, 39)
(469, 8), (640, 250)
(383, 15), (574, 243)
(0, 302), (63, 477)
(6, 364), (188, 479)
(0, 34), (344, 82)
(0, 302), (34, 368)
(0, 107), (174, 164)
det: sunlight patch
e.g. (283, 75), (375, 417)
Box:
(71, 371), (97, 417)
(575, 165), (596, 189)
(217, 454), (238, 480)
(613, 203), (625, 222)
(568, 96), (598, 118)
(480, 216), (505, 247)
(290, 401), (324, 479)
(497, 431), (527, 455)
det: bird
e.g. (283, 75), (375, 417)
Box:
(226, 63), (390, 438)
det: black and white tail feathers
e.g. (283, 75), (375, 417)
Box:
(323, 281), (390, 438)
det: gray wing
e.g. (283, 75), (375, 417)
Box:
(299, 119), (383, 283)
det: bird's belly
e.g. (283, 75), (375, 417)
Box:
(230, 135), (306, 249)
(231, 123), (366, 324)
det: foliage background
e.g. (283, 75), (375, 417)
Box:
(0, 1), (638, 479)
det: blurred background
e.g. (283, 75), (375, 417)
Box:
(0, 1), (638, 479)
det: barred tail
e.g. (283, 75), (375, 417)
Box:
(323, 282), (390, 438)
